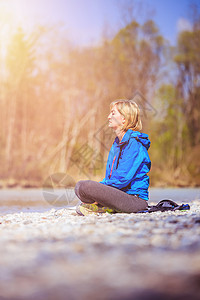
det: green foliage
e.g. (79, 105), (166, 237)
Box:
(109, 19), (165, 99)
(174, 27), (200, 146)
(6, 27), (35, 81)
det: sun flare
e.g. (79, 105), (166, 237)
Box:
(0, 0), (38, 61)
(0, 0), (37, 31)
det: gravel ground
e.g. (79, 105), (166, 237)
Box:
(0, 200), (200, 300)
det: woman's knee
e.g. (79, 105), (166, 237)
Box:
(75, 180), (83, 197)
(75, 180), (91, 198)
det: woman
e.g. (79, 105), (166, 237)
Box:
(75, 99), (151, 215)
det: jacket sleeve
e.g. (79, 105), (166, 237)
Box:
(101, 139), (143, 189)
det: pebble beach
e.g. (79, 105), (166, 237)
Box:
(0, 200), (200, 300)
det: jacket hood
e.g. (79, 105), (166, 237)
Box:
(119, 129), (151, 150)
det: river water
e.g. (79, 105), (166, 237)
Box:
(0, 187), (200, 215)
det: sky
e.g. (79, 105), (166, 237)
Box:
(0, 0), (199, 46)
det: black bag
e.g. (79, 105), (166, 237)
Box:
(137, 199), (190, 213)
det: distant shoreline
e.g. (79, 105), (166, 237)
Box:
(0, 180), (199, 189)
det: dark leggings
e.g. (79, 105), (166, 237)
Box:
(75, 180), (148, 213)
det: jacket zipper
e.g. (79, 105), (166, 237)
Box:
(109, 155), (116, 179)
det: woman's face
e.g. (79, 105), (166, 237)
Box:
(108, 105), (125, 131)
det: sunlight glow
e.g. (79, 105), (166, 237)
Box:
(0, 0), (37, 31)
(0, 0), (38, 64)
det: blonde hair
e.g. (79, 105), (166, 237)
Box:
(110, 99), (142, 132)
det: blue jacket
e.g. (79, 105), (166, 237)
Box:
(100, 129), (151, 200)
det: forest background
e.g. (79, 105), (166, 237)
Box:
(0, 1), (200, 188)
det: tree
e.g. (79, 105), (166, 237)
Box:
(5, 27), (37, 176)
(174, 9), (200, 146)
(109, 20), (164, 97)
